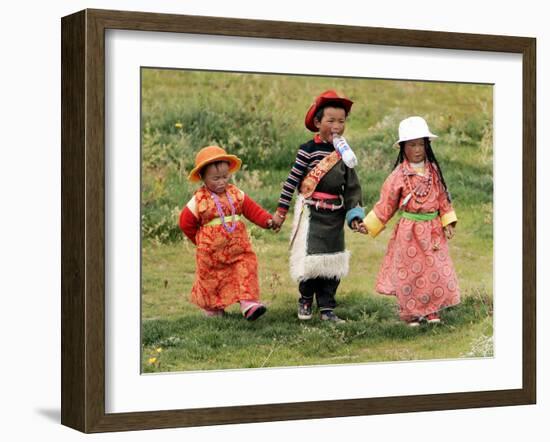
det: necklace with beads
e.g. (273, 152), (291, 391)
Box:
(209, 190), (237, 233)
(403, 161), (433, 204)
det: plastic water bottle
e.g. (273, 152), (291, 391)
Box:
(332, 135), (358, 168)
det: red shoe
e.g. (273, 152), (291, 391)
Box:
(425, 312), (441, 324)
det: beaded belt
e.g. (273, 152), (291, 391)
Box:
(304, 192), (344, 211)
(401, 211), (439, 221)
(205, 215), (242, 227)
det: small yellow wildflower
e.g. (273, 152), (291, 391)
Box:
(156, 347), (163, 353)
(174, 123), (183, 129)
(148, 357), (157, 364)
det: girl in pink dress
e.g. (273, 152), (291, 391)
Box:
(363, 116), (460, 326)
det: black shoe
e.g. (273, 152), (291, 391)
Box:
(298, 302), (313, 320)
(320, 310), (346, 324)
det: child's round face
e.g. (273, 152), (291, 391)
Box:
(404, 138), (426, 163)
(202, 162), (231, 194)
(314, 107), (346, 143)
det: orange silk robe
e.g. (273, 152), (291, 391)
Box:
(179, 184), (270, 310)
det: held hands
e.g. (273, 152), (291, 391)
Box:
(271, 211), (286, 233)
(267, 218), (280, 233)
(351, 218), (368, 234)
(443, 223), (455, 240)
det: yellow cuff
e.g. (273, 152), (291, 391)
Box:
(440, 210), (458, 227)
(364, 210), (385, 238)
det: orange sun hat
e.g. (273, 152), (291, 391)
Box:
(187, 146), (242, 182)
(304, 90), (353, 132)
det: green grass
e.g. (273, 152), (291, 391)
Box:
(140, 69), (493, 372)
(142, 288), (493, 372)
(141, 212), (493, 372)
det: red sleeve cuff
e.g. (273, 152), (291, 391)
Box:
(276, 207), (289, 215)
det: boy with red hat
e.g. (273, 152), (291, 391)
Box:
(272, 90), (367, 323)
(179, 145), (274, 320)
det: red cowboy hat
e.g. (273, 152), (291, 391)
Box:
(304, 90), (353, 132)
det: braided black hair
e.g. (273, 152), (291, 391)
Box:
(393, 138), (452, 202)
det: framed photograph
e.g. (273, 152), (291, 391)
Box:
(61, 9), (536, 433)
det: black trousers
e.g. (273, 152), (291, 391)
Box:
(298, 277), (340, 311)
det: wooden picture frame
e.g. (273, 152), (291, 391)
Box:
(61, 8), (536, 433)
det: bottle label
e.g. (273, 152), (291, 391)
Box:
(333, 136), (358, 168)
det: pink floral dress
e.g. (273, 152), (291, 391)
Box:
(365, 161), (460, 321)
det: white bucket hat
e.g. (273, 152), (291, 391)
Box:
(395, 116), (438, 146)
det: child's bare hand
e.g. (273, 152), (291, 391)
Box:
(444, 224), (455, 240)
(267, 218), (281, 233)
(271, 212), (286, 232)
(351, 219), (368, 234)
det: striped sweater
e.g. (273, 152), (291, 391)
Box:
(278, 135), (335, 213)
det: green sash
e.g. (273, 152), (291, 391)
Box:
(401, 211), (439, 221)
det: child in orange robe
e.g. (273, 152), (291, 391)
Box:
(179, 146), (273, 320)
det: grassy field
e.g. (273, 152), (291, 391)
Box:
(140, 69), (493, 373)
